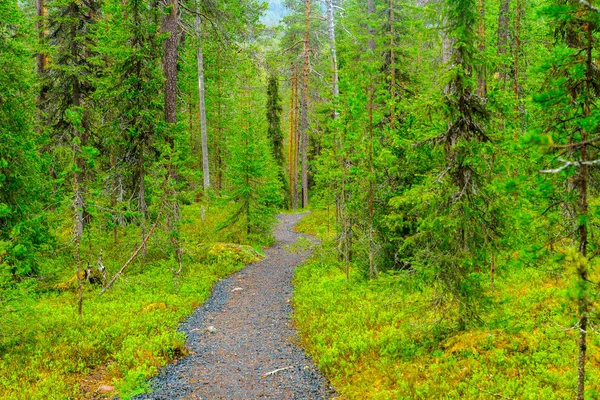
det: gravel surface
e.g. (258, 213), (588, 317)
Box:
(134, 213), (336, 399)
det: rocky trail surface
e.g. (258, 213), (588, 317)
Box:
(134, 213), (335, 400)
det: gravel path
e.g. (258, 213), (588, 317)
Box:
(135, 213), (335, 399)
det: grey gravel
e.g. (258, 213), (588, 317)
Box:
(133, 213), (336, 400)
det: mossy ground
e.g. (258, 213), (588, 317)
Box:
(293, 209), (600, 399)
(0, 202), (264, 399)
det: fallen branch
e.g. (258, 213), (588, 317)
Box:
(99, 210), (163, 295)
(263, 366), (295, 377)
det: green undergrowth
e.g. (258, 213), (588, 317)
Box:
(293, 209), (600, 399)
(0, 202), (265, 399)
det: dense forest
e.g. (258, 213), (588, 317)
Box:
(1, 0), (600, 397)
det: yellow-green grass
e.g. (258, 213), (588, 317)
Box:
(0, 202), (262, 399)
(293, 209), (600, 399)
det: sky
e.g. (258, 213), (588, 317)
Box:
(261, 0), (289, 27)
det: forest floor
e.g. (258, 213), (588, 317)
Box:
(133, 213), (336, 399)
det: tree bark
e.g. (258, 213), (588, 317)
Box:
(196, 13), (210, 191)
(293, 67), (299, 210)
(163, 0), (178, 125)
(289, 67), (296, 209)
(514, 0), (525, 128)
(35, 0), (47, 100)
(389, 0), (397, 129)
(70, 2), (84, 317)
(577, 4), (593, 398)
(300, 0), (311, 209)
(162, 0), (182, 272)
(326, 0), (339, 112)
(497, 0), (510, 86)
(367, 0), (376, 278)
(477, 0), (487, 97)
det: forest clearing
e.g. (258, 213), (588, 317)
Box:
(1, 0), (600, 398)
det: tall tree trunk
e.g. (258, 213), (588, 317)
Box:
(326, 0), (339, 110)
(138, 142), (147, 257)
(497, 0), (510, 86)
(300, 0), (311, 209)
(389, 0), (397, 129)
(110, 150), (118, 244)
(576, 5), (593, 398)
(196, 12), (210, 191)
(477, 0), (487, 97)
(36, 0), (47, 100)
(293, 67), (300, 210)
(215, 53), (223, 193)
(70, 4), (84, 317)
(163, 0), (178, 126)
(289, 67), (296, 209)
(162, 0), (182, 272)
(367, 0), (377, 279)
(514, 0), (525, 129)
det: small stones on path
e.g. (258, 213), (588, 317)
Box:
(134, 213), (335, 399)
(206, 326), (217, 334)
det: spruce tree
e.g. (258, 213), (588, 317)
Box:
(535, 1), (600, 397)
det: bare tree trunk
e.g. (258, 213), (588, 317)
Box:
(289, 67), (296, 209)
(196, 12), (210, 191)
(577, 6), (593, 398)
(138, 142), (147, 257)
(162, 0), (182, 273)
(367, 0), (376, 279)
(497, 0), (510, 85)
(70, 6), (84, 317)
(477, 0), (487, 97)
(215, 53), (223, 193)
(300, 0), (311, 209)
(326, 0), (339, 109)
(110, 150), (118, 244)
(35, 0), (47, 99)
(514, 0), (525, 128)
(163, 0), (178, 125)
(368, 0), (375, 51)
(293, 68), (299, 210)
(389, 0), (397, 129)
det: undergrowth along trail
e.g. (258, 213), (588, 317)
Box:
(134, 213), (335, 399)
(293, 210), (600, 399)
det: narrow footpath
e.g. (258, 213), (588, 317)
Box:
(135, 213), (335, 399)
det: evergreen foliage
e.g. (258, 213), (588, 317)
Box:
(4, 0), (600, 397)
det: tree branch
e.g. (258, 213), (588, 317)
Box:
(99, 208), (163, 295)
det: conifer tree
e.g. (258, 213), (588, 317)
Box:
(267, 75), (284, 166)
(44, 0), (101, 315)
(417, 0), (497, 330)
(535, 1), (600, 397)
(0, 0), (46, 281)
(94, 0), (163, 248)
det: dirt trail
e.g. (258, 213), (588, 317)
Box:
(135, 213), (335, 399)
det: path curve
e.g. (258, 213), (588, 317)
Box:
(135, 213), (335, 399)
